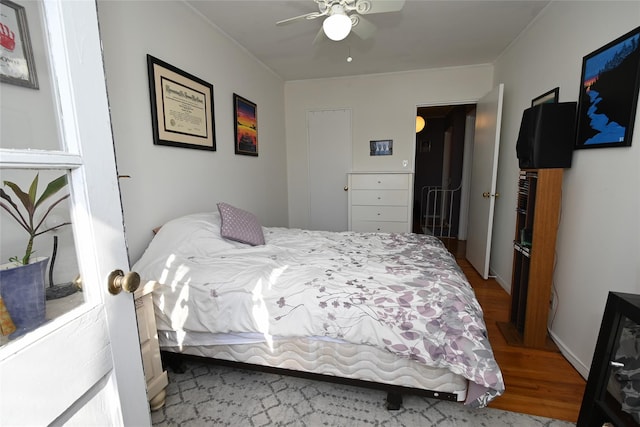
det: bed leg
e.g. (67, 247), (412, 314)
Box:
(161, 351), (187, 374)
(386, 392), (403, 410)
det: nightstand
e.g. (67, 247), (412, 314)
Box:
(134, 281), (168, 411)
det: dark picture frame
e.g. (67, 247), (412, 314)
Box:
(575, 26), (640, 149)
(0, 0), (38, 89)
(147, 54), (216, 151)
(370, 139), (393, 156)
(233, 93), (258, 156)
(531, 87), (559, 107)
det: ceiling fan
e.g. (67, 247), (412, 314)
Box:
(276, 0), (406, 42)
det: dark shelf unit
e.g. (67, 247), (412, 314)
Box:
(578, 292), (640, 427)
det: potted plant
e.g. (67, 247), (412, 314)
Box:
(0, 173), (69, 338)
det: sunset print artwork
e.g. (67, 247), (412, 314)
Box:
(234, 94), (258, 156)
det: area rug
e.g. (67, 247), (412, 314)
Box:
(151, 359), (575, 426)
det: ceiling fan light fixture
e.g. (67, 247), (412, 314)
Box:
(323, 12), (352, 41)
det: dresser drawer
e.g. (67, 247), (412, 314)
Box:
(352, 221), (408, 233)
(351, 189), (408, 206)
(351, 205), (407, 222)
(351, 173), (409, 190)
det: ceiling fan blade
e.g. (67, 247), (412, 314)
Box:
(355, 0), (405, 15)
(276, 12), (323, 26)
(351, 15), (376, 40)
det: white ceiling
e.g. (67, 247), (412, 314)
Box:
(186, 0), (550, 81)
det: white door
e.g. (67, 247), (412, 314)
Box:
(308, 109), (352, 231)
(0, 1), (148, 425)
(465, 84), (504, 279)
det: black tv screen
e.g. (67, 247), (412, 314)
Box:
(516, 102), (576, 169)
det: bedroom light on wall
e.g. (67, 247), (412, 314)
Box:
(416, 116), (426, 133)
(323, 6), (352, 41)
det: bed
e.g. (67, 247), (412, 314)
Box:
(132, 205), (505, 409)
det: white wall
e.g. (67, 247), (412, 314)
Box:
(492, 1), (640, 376)
(97, 1), (288, 263)
(285, 65), (494, 229)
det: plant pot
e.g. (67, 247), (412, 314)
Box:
(0, 257), (49, 339)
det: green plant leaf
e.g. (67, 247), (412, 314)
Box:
(2, 174), (69, 265)
(3, 179), (35, 216)
(35, 174), (67, 210)
(28, 174), (38, 209)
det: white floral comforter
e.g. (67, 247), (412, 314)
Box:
(133, 212), (504, 407)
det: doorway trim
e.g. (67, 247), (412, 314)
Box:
(413, 100), (478, 238)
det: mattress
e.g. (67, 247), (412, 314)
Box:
(160, 333), (468, 402)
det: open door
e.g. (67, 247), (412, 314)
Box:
(0, 1), (148, 424)
(465, 84), (504, 279)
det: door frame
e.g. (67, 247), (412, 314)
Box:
(413, 100), (477, 237)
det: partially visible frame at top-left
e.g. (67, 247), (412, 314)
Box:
(0, 0), (38, 89)
(147, 54), (216, 151)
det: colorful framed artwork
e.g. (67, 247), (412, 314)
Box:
(531, 87), (559, 107)
(575, 26), (640, 149)
(147, 54), (216, 151)
(233, 93), (258, 156)
(0, 0), (38, 89)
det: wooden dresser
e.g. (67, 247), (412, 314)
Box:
(348, 172), (413, 233)
(134, 281), (168, 411)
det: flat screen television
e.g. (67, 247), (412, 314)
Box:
(516, 102), (577, 169)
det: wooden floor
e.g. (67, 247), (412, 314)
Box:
(443, 238), (586, 423)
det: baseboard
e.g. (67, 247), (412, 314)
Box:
(488, 269), (510, 294)
(548, 329), (589, 380)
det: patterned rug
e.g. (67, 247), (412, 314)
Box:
(151, 359), (575, 426)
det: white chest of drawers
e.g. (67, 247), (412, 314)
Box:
(348, 172), (413, 233)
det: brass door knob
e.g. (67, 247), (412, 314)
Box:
(482, 192), (490, 198)
(108, 269), (141, 295)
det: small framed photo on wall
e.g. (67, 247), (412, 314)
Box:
(0, 0), (39, 89)
(370, 139), (393, 156)
(233, 93), (258, 156)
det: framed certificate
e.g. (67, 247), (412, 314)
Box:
(147, 54), (216, 151)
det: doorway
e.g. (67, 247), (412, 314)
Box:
(413, 104), (476, 244)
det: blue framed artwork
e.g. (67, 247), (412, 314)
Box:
(575, 26), (640, 149)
